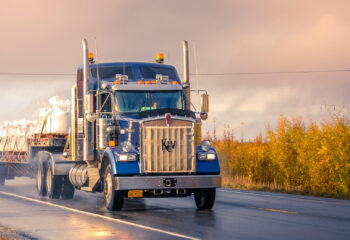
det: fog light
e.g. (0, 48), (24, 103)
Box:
(198, 153), (207, 160)
(118, 153), (137, 162)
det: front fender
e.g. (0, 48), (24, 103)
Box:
(102, 148), (117, 175)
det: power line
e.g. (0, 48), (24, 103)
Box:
(0, 69), (350, 77)
(0, 72), (75, 76)
(189, 69), (350, 76)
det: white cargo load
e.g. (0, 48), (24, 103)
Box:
(0, 96), (71, 152)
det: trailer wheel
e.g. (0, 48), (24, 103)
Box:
(104, 165), (124, 211)
(61, 176), (75, 199)
(0, 165), (6, 186)
(194, 188), (216, 210)
(46, 162), (62, 199)
(0, 175), (5, 186)
(36, 160), (47, 196)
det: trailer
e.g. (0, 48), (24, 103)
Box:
(0, 39), (221, 211)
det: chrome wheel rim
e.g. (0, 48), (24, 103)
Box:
(46, 166), (52, 193)
(104, 172), (113, 205)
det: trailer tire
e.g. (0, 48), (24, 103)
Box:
(36, 160), (47, 196)
(103, 165), (124, 211)
(0, 175), (5, 186)
(46, 161), (63, 199)
(0, 165), (6, 186)
(194, 188), (216, 210)
(61, 176), (75, 199)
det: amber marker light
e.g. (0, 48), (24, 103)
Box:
(151, 80), (157, 84)
(145, 80), (151, 85)
(109, 140), (116, 148)
(88, 52), (94, 63)
(137, 80), (143, 84)
(114, 80), (120, 85)
(172, 81), (178, 85)
(156, 53), (164, 63)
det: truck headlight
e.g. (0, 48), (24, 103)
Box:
(200, 140), (211, 152)
(198, 151), (216, 160)
(118, 153), (137, 162)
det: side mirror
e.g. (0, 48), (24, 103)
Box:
(201, 94), (209, 113)
(200, 94), (209, 120)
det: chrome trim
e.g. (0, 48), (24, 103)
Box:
(141, 124), (196, 173)
(139, 115), (195, 124)
(114, 175), (221, 190)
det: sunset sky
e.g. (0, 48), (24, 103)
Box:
(1, 0), (350, 139)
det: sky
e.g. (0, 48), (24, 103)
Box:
(1, 0), (350, 140)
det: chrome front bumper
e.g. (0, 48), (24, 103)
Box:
(114, 175), (221, 190)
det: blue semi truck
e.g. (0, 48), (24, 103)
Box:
(1, 39), (221, 211)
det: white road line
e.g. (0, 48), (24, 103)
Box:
(0, 191), (199, 240)
(218, 189), (350, 206)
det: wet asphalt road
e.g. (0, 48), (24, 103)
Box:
(0, 178), (350, 240)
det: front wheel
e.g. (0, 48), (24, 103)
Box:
(104, 165), (124, 211)
(194, 188), (216, 210)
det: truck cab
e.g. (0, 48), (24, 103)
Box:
(35, 40), (221, 211)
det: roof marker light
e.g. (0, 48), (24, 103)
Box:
(172, 81), (178, 85)
(137, 80), (143, 84)
(156, 53), (164, 64)
(88, 53), (94, 63)
(151, 80), (157, 84)
(114, 80), (120, 85)
(145, 80), (150, 85)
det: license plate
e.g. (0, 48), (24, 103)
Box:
(128, 190), (143, 198)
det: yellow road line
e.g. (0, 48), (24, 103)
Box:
(0, 191), (199, 240)
(249, 206), (298, 214)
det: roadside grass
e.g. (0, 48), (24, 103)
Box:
(0, 225), (33, 240)
(222, 175), (350, 200)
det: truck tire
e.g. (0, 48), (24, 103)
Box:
(194, 188), (216, 210)
(46, 161), (63, 199)
(36, 160), (47, 196)
(61, 176), (75, 199)
(104, 165), (124, 211)
(0, 165), (6, 186)
(0, 175), (5, 186)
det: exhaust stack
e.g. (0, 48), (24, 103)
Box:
(82, 39), (95, 162)
(182, 40), (191, 110)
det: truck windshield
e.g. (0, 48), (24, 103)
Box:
(139, 66), (177, 80)
(114, 91), (184, 113)
(90, 66), (135, 80)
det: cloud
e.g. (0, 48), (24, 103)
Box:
(1, 0), (350, 139)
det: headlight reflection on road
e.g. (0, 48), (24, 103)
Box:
(94, 230), (112, 237)
(68, 215), (131, 239)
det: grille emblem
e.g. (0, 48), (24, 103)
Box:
(161, 138), (176, 152)
(165, 113), (172, 125)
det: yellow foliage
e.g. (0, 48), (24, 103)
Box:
(213, 117), (350, 196)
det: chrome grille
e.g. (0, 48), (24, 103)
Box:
(141, 124), (195, 173)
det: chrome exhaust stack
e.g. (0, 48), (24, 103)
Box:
(82, 39), (95, 162)
(182, 40), (191, 110)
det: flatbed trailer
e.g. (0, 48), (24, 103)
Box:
(0, 133), (67, 185)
